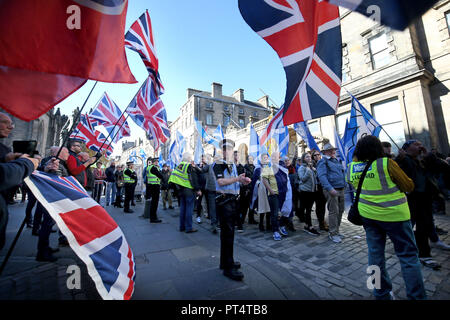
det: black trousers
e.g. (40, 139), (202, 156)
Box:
(145, 184), (160, 221)
(217, 198), (237, 270)
(313, 185), (327, 225)
(408, 193), (433, 258)
(124, 184), (135, 210)
(115, 185), (123, 205)
(299, 191), (315, 227)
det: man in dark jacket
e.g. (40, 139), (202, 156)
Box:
(0, 155), (39, 250)
(160, 164), (174, 210)
(123, 161), (138, 213)
(105, 162), (116, 206)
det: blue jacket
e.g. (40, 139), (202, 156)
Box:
(316, 156), (345, 191)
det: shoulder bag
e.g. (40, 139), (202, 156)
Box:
(347, 161), (372, 226)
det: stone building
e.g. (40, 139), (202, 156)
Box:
(162, 82), (273, 159)
(0, 108), (68, 156)
(317, 3), (450, 155)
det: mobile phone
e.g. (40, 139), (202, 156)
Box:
(12, 140), (37, 156)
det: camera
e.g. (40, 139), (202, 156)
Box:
(12, 140), (37, 157)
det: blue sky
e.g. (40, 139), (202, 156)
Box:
(56, 0), (286, 136)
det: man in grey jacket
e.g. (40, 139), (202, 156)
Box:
(316, 143), (346, 243)
(204, 153), (221, 234)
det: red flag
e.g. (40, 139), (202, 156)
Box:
(0, 0), (136, 121)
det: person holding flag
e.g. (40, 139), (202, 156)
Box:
(66, 139), (98, 189)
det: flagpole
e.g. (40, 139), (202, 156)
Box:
(56, 80), (98, 159)
(97, 80), (146, 153)
(104, 113), (131, 153)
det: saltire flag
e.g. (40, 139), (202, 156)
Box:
(125, 10), (164, 96)
(89, 92), (131, 144)
(176, 131), (186, 160)
(139, 149), (147, 160)
(249, 123), (260, 163)
(0, 0), (136, 121)
(127, 77), (170, 152)
(238, 0), (342, 125)
(334, 122), (347, 168)
(129, 150), (138, 163)
(276, 126), (290, 158)
(325, 0), (438, 30)
(293, 121), (320, 152)
(24, 171), (135, 300)
(194, 135), (204, 164)
(343, 93), (382, 164)
(260, 108), (284, 146)
(209, 124), (225, 149)
(168, 140), (179, 167)
(158, 153), (165, 168)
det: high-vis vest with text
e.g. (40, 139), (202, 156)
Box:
(123, 169), (136, 184)
(348, 157), (410, 222)
(146, 165), (160, 185)
(168, 162), (193, 189)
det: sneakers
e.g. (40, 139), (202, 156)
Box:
(279, 226), (288, 236)
(196, 216), (202, 224)
(328, 233), (342, 243)
(420, 257), (441, 270)
(273, 231), (282, 241)
(430, 240), (450, 251)
(237, 226), (244, 233)
(304, 226), (320, 236)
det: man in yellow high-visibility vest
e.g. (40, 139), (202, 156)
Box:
(123, 161), (137, 213)
(144, 157), (164, 223)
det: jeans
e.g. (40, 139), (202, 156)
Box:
(161, 189), (173, 208)
(105, 182), (116, 206)
(362, 217), (426, 300)
(298, 191), (315, 227)
(179, 193), (195, 231)
(93, 182), (103, 204)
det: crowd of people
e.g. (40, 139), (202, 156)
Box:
(1, 108), (450, 299)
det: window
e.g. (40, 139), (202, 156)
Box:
(223, 115), (230, 127)
(239, 108), (244, 115)
(369, 32), (390, 69)
(206, 113), (213, 125)
(239, 117), (245, 128)
(372, 98), (405, 154)
(336, 112), (350, 137)
(308, 120), (320, 136)
(253, 111), (258, 117)
(206, 102), (213, 109)
(224, 105), (230, 112)
(446, 11), (450, 35)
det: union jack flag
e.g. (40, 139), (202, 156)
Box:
(126, 76), (170, 152)
(89, 92), (131, 144)
(70, 114), (113, 156)
(24, 171), (136, 300)
(125, 10), (164, 96)
(259, 107), (284, 146)
(239, 0), (342, 125)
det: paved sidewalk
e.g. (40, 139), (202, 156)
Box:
(1, 198), (449, 300)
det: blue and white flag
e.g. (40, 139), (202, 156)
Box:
(129, 150), (138, 163)
(249, 123), (260, 162)
(344, 93), (383, 164)
(25, 171), (135, 300)
(158, 153), (165, 168)
(334, 122), (347, 168)
(210, 124), (224, 148)
(176, 131), (186, 160)
(276, 126), (289, 158)
(139, 149), (146, 160)
(194, 135), (204, 164)
(294, 122), (320, 152)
